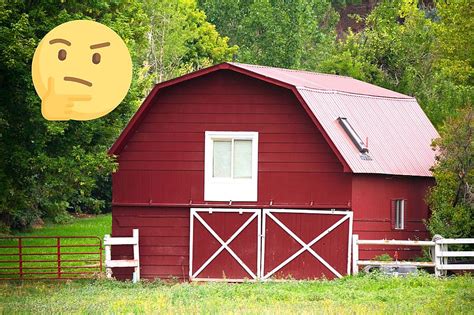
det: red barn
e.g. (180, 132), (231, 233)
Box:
(109, 62), (439, 281)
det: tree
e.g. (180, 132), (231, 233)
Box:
(317, 0), (473, 127)
(199, 0), (338, 70)
(427, 107), (473, 238)
(144, 0), (237, 83)
(0, 0), (149, 232)
(0, 0), (239, 232)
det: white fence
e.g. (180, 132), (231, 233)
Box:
(352, 234), (474, 276)
(104, 229), (140, 283)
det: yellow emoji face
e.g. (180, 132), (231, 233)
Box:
(32, 20), (132, 121)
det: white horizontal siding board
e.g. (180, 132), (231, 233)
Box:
(438, 265), (474, 270)
(357, 240), (435, 246)
(438, 251), (474, 257)
(104, 237), (138, 245)
(106, 260), (139, 268)
(437, 238), (474, 244)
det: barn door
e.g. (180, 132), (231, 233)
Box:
(261, 209), (353, 280)
(189, 208), (261, 281)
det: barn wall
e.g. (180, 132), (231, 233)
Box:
(351, 174), (434, 260)
(111, 206), (189, 281)
(113, 70), (352, 208)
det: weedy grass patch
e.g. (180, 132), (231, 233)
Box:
(0, 274), (472, 314)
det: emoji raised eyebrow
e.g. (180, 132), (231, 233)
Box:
(90, 42), (111, 49)
(49, 38), (71, 46)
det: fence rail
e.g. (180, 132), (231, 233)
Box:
(0, 236), (102, 280)
(352, 234), (474, 276)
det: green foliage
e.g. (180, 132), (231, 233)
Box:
(434, 0), (473, 85)
(144, 0), (237, 83)
(0, 0), (149, 231)
(331, 0), (362, 9)
(427, 107), (473, 238)
(373, 253), (393, 262)
(318, 0), (473, 127)
(0, 0), (240, 232)
(199, 0), (339, 70)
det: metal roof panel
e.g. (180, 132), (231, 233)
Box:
(297, 88), (439, 177)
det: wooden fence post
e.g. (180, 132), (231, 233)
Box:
(104, 234), (112, 279)
(352, 234), (359, 275)
(132, 229), (140, 283)
(434, 240), (441, 277)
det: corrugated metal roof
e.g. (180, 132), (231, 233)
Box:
(230, 63), (439, 177)
(297, 88), (438, 177)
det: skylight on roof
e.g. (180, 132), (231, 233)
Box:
(338, 117), (368, 154)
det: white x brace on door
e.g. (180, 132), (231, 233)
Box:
(261, 209), (353, 280)
(189, 208), (352, 281)
(189, 208), (261, 281)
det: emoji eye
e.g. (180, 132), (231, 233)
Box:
(92, 53), (101, 64)
(58, 49), (67, 61)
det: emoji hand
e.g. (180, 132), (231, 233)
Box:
(41, 77), (92, 120)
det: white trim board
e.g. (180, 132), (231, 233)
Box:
(204, 131), (259, 201)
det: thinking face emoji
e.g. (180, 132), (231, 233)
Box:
(32, 20), (132, 121)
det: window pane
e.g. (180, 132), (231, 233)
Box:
(395, 200), (404, 229)
(213, 140), (231, 177)
(234, 140), (252, 178)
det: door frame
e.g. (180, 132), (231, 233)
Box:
(261, 209), (353, 280)
(189, 208), (353, 281)
(189, 208), (261, 282)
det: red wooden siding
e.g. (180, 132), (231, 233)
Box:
(111, 206), (189, 280)
(351, 174), (433, 260)
(113, 70), (351, 208)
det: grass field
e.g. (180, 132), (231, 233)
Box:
(1, 274), (473, 314)
(16, 214), (112, 238)
(0, 214), (111, 280)
(0, 214), (473, 314)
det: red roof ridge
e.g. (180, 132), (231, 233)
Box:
(228, 61), (354, 79)
(228, 62), (411, 99)
(296, 86), (416, 101)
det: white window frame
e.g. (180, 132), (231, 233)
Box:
(394, 199), (405, 230)
(204, 131), (258, 201)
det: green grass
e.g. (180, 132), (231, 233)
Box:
(16, 214), (111, 238)
(0, 215), (473, 314)
(0, 275), (473, 314)
(0, 214), (111, 280)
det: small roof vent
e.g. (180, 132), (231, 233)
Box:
(338, 117), (369, 154)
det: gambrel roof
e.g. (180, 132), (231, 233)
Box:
(110, 62), (439, 177)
